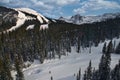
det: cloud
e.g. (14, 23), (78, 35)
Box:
(74, 0), (120, 14)
(0, 0), (80, 18)
(74, 8), (86, 14)
(0, 0), (10, 3)
(35, 0), (80, 6)
(30, 0), (53, 10)
(1, 0), (119, 18)
(51, 0), (80, 6)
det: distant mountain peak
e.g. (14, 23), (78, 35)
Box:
(59, 13), (120, 25)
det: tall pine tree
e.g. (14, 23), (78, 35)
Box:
(111, 60), (120, 80)
(115, 42), (120, 54)
(83, 60), (92, 80)
(15, 55), (24, 80)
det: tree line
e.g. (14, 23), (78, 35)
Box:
(75, 40), (120, 80)
(0, 16), (120, 80)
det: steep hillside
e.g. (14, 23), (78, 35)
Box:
(0, 6), (120, 80)
(0, 6), (49, 32)
(20, 38), (120, 80)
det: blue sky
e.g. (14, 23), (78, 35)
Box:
(0, 0), (120, 18)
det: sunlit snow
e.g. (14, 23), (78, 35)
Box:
(19, 38), (120, 80)
(26, 25), (34, 30)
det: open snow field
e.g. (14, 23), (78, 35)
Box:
(22, 39), (120, 80)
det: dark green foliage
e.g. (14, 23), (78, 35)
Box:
(106, 41), (114, 53)
(91, 68), (99, 80)
(76, 68), (81, 80)
(51, 76), (53, 80)
(98, 54), (111, 80)
(0, 11), (120, 80)
(0, 56), (13, 80)
(111, 60), (120, 80)
(102, 42), (106, 53)
(115, 42), (120, 54)
(15, 55), (24, 80)
(83, 60), (92, 80)
(98, 43), (111, 80)
(0, 16), (119, 64)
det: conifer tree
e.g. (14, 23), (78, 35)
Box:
(83, 70), (87, 80)
(83, 60), (92, 80)
(111, 60), (120, 80)
(51, 76), (53, 80)
(98, 53), (111, 80)
(106, 41), (114, 53)
(92, 68), (99, 80)
(115, 42), (120, 54)
(102, 42), (106, 53)
(15, 55), (24, 80)
(3, 54), (13, 80)
(76, 36), (81, 53)
(78, 68), (81, 80)
(0, 57), (13, 80)
(76, 68), (81, 80)
(0, 58), (5, 80)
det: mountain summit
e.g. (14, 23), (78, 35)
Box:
(59, 13), (120, 25)
(0, 6), (49, 32)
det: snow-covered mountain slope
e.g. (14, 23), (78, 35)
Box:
(15, 8), (49, 23)
(8, 8), (49, 32)
(11, 38), (120, 80)
(0, 6), (49, 32)
(59, 13), (120, 25)
(6, 11), (26, 32)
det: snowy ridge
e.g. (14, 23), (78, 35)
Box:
(16, 8), (49, 23)
(52, 19), (57, 23)
(7, 11), (26, 32)
(4, 8), (49, 32)
(59, 13), (120, 25)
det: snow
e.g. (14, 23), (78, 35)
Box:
(22, 38), (120, 80)
(60, 13), (120, 25)
(16, 8), (49, 23)
(40, 24), (49, 30)
(7, 11), (26, 32)
(37, 16), (44, 23)
(26, 25), (34, 30)
(52, 19), (57, 23)
(5, 8), (49, 32)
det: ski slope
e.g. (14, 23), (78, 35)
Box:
(26, 25), (35, 30)
(21, 38), (120, 80)
(7, 11), (26, 32)
(16, 8), (49, 23)
(5, 8), (49, 32)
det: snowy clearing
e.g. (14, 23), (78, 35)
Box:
(40, 24), (49, 30)
(26, 25), (35, 30)
(22, 38), (120, 80)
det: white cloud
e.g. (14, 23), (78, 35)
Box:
(74, 8), (86, 14)
(36, 0), (80, 6)
(30, 0), (53, 10)
(52, 0), (80, 6)
(74, 0), (120, 14)
(31, 0), (79, 18)
(0, 0), (10, 3)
